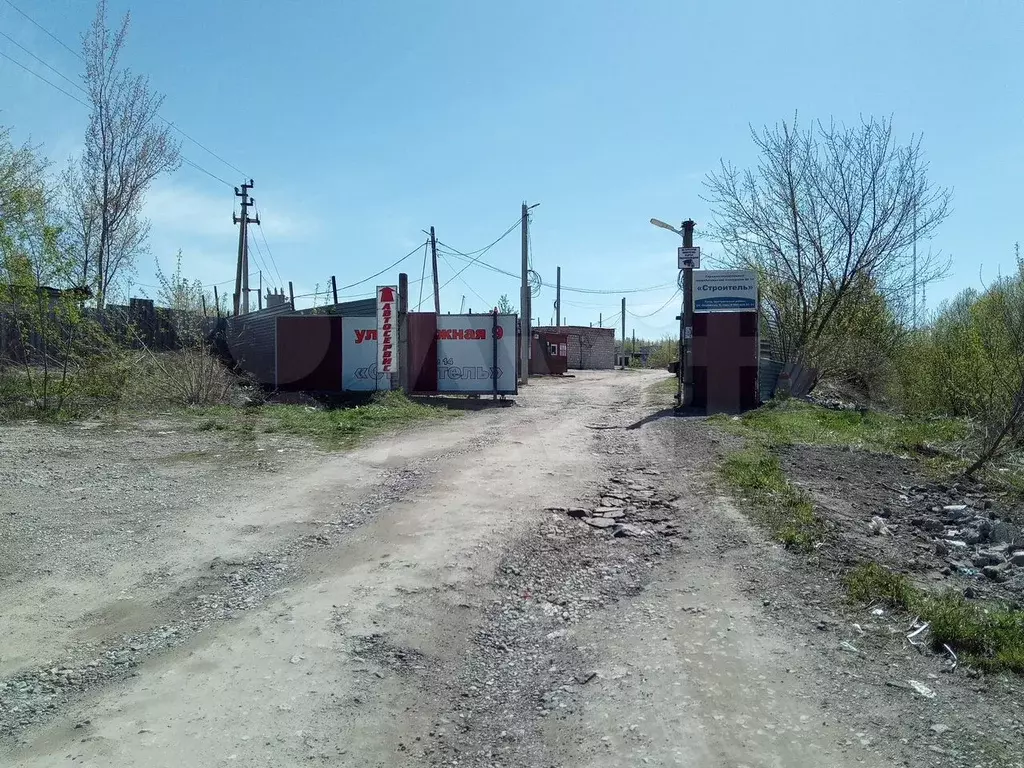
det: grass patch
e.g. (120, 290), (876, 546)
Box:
(846, 562), (1024, 674)
(191, 391), (448, 449)
(720, 445), (823, 550)
(647, 376), (679, 397)
(710, 399), (965, 458)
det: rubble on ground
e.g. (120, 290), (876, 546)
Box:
(545, 469), (684, 540)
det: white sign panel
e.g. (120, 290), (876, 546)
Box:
(341, 317), (391, 391)
(693, 270), (758, 313)
(677, 246), (701, 269)
(376, 285), (398, 376)
(436, 314), (517, 394)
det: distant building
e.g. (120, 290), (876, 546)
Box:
(533, 325), (615, 370)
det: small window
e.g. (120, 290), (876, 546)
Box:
(547, 343), (558, 355)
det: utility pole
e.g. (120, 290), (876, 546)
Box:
(681, 219), (696, 407)
(520, 202), (528, 385)
(258, 271), (263, 310)
(233, 180), (259, 316)
(621, 297), (626, 369)
(555, 266), (561, 329)
(632, 328), (636, 356)
(430, 226), (440, 315)
(599, 312), (602, 327)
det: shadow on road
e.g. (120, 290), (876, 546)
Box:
(410, 395), (515, 412)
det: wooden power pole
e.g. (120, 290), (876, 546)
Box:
(520, 203), (529, 385)
(430, 226), (440, 315)
(621, 297), (626, 369)
(681, 219), (696, 407)
(233, 180), (259, 315)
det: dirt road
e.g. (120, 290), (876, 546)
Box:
(2, 371), (897, 766)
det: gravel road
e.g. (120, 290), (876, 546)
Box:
(0, 371), (1003, 766)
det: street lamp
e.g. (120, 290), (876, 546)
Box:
(650, 216), (697, 410)
(650, 218), (683, 237)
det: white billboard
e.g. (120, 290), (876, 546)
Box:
(436, 314), (517, 394)
(376, 285), (398, 376)
(693, 269), (758, 313)
(342, 316), (391, 392)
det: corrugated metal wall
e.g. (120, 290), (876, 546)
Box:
(225, 299), (376, 386)
(759, 358), (784, 403)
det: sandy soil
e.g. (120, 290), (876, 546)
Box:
(0, 371), (1020, 767)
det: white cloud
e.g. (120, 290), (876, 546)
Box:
(144, 178), (319, 243)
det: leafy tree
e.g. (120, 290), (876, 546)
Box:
(894, 250), (1024, 474)
(0, 132), (88, 413)
(497, 294), (516, 314)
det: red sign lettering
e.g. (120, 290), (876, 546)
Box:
(435, 328), (488, 341)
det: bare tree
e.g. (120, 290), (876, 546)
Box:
(705, 117), (951, 374)
(72, 0), (180, 308)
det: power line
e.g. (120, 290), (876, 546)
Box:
(3, 0), (82, 61)
(1, 41), (239, 190)
(246, 230), (271, 287)
(252, 204), (284, 288)
(429, 215), (524, 280)
(0, 29), (85, 94)
(438, 252), (489, 308)
(627, 290), (681, 318)
(181, 157), (233, 187)
(1, 1), (249, 178)
(336, 241), (428, 292)
(438, 244), (673, 295)
(0, 49), (88, 107)
(162, 118), (248, 178)
(418, 241), (429, 312)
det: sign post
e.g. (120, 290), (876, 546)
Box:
(677, 246), (701, 270)
(376, 285), (398, 387)
(693, 270), (758, 313)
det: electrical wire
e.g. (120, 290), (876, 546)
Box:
(3, 0), (81, 61)
(427, 216), (523, 287)
(1, 2), (249, 178)
(247, 230), (272, 289)
(438, 252), (489, 308)
(0, 48), (88, 107)
(438, 243), (674, 296)
(180, 157), (234, 187)
(626, 289), (682, 318)
(0, 29), (85, 94)
(336, 241), (428, 292)
(2, 43), (240, 191)
(417, 241), (428, 312)
(251, 204), (284, 288)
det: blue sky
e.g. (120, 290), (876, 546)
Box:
(2, 0), (1021, 338)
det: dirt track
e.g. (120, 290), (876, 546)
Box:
(1, 371), (1011, 767)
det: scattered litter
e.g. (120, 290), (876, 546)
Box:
(906, 622), (930, 646)
(839, 641), (860, 654)
(869, 516), (892, 536)
(870, 608), (885, 617)
(942, 644), (958, 671)
(908, 680), (936, 699)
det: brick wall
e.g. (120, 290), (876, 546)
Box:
(534, 325), (615, 370)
